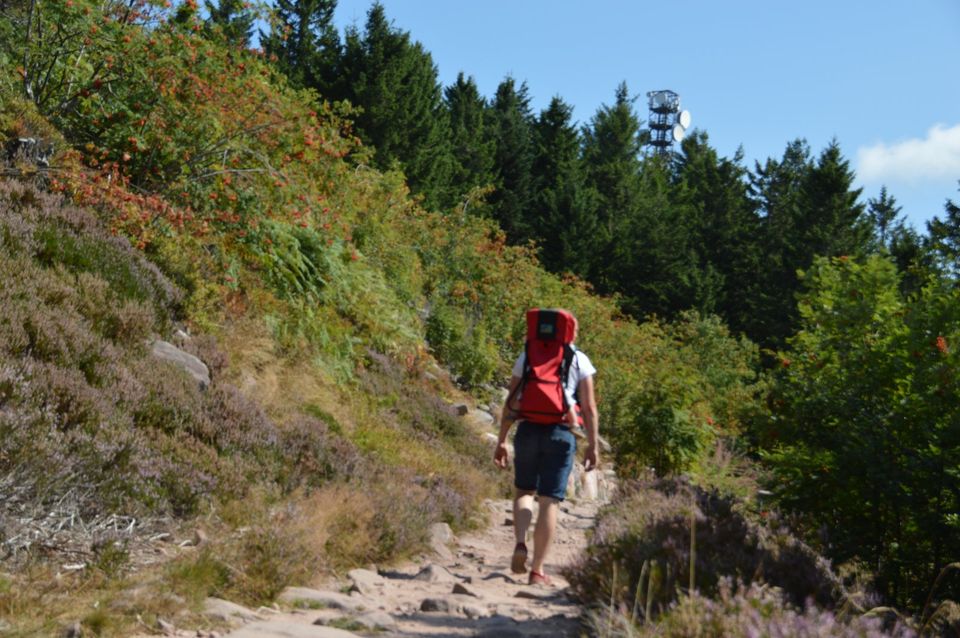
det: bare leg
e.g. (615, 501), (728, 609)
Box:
(531, 496), (559, 574)
(513, 489), (535, 544)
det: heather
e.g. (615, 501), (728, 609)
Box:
(589, 582), (917, 638)
(566, 478), (842, 613)
(567, 478), (932, 636)
(0, 180), (362, 522)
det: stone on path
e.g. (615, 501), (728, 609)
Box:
(276, 587), (366, 612)
(429, 522), (455, 559)
(203, 598), (262, 624)
(351, 611), (397, 631)
(460, 602), (490, 619)
(346, 568), (383, 596)
(419, 597), (452, 612)
(224, 620), (361, 637)
(413, 563), (458, 583)
(452, 582), (479, 597)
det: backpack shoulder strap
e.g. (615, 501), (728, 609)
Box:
(503, 342), (530, 416)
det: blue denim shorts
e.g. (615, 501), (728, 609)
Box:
(513, 421), (577, 501)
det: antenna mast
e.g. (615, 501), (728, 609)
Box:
(646, 90), (691, 155)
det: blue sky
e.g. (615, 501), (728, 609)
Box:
(331, 0), (960, 231)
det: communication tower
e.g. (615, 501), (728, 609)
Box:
(646, 90), (691, 155)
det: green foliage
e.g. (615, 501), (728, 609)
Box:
(425, 300), (498, 386)
(337, 3), (453, 209)
(926, 183), (960, 277)
(203, 0), (257, 48)
(486, 76), (536, 242)
(602, 313), (762, 476)
(757, 254), (960, 609)
(444, 72), (496, 205)
(261, 0), (340, 92)
(531, 96), (599, 277)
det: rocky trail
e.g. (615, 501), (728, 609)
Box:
(153, 473), (613, 638)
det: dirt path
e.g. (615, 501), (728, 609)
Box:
(206, 492), (607, 638)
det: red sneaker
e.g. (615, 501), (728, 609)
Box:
(510, 543), (528, 574)
(528, 569), (552, 586)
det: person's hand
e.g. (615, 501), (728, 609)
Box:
(494, 441), (510, 469)
(563, 405), (578, 426)
(583, 444), (599, 472)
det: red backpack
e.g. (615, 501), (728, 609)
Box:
(507, 308), (580, 425)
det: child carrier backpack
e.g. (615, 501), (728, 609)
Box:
(506, 308), (581, 425)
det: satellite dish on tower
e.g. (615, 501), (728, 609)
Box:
(672, 124), (685, 142)
(678, 110), (691, 129)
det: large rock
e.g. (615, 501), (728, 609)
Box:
(464, 408), (495, 429)
(347, 568), (384, 596)
(151, 339), (210, 389)
(429, 522), (454, 560)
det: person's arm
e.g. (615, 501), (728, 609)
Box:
(494, 375), (522, 469)
(578, 375), (599, 471)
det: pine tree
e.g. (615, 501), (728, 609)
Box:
(867, 186), (903, 249)
(581, 82), (643, 250)
(261, 0), (340, 93)
(749, 140), (871, 348)
(580, 82), (647, 294)
(673, 132), (761, 330)
(487, 76), (536, 241)
(338, 3), (452, 209)
(530, 96), (598, 276)
(444, 72), (496, 207)
(926, 183), (960, 276)
(203, 0), (255, 47)
(614, 157), (703, 318)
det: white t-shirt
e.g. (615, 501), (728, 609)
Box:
(511, 347), (596, 405)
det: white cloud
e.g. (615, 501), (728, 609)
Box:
(857, 123), (960, 184)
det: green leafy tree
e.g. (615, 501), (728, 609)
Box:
(759, 255), (960, 609)
(444, 72), (496, 207)
(529, 96), (598, 276)
(203, 0), (255, 47)
(486, 76), (536, 241)
(338, 2), (452, 209)
(261, 0), (340, 92)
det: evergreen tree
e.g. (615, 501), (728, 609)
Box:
(613, 157), (702, 318)
(338, 3), (452, 209)
(203, 0), (255, 48)
(487, 76), (536, 241)
(581, 82), (644, 292)
(261, 0), (340, 93)
(673, 132), (761, 328)
(926, 184), (960, 276)
(530, 96), (598, 276)
(581, 83), (643, 243)
(444, 72), (496, 207)
(867, 186), (903, 249)
(798, 141), (871, 259)
(749, 140), (870, 348)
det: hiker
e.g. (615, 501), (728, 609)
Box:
(493, 308), (599, 586)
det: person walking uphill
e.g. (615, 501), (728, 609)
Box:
(494, 308), (599, 586)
